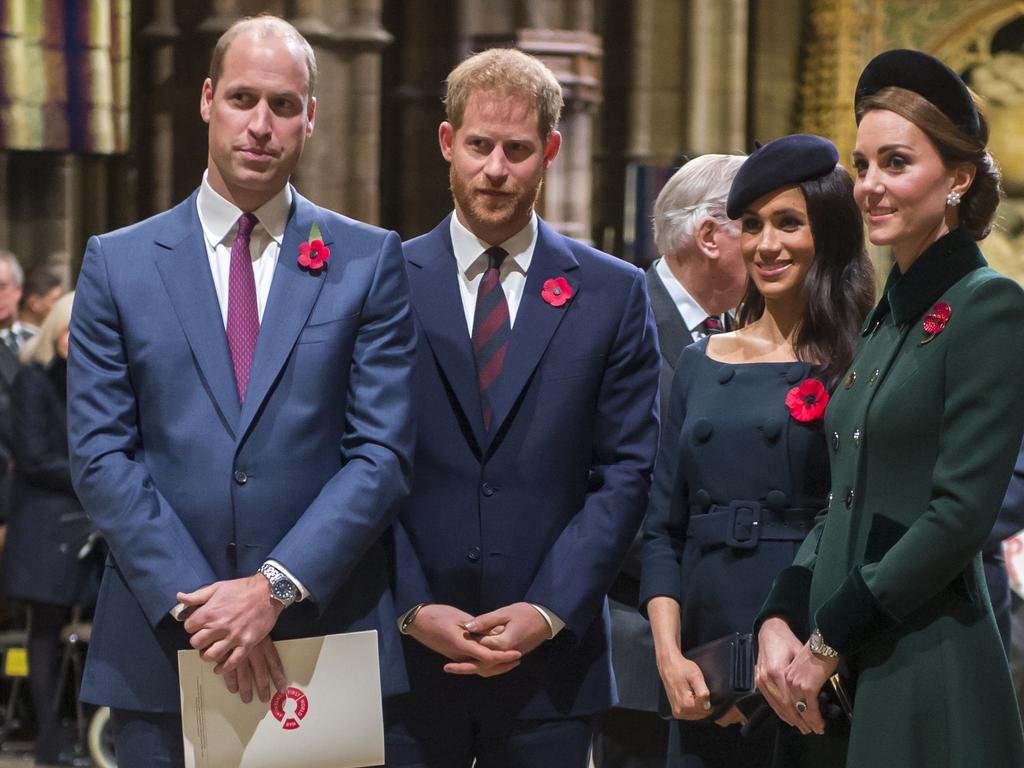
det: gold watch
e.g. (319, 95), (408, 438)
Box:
(809, 628), (839, 659)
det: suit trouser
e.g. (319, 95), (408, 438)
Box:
(110, 708), (185, 768)
(384, 688), (595, 768)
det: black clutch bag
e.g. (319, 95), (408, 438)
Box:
(686, 632), (755, 720)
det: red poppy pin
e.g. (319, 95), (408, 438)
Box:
(920, 301), (951, 345)
(541, 276), (573, 307)
(298, 223), (330, 272)
(786, 378), (829, 423)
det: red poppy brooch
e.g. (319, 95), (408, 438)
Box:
(919, 302), (951, 345)
(541, 277), (573, 307)
(298, 223), (330, 272)
(786, 378), (829, 423)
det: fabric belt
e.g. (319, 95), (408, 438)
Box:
(687, 501), (818, 550)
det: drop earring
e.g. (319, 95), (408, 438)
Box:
(946, 190), (961, 207)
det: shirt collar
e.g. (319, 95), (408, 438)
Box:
(864, 227), (985, 333)
(654, 257), (713, 333)
(449, 211), (538, 279)
(197, 171), (292, 249)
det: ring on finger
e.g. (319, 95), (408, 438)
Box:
(795, 700), (807, 713)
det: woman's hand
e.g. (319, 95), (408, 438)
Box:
(756, 617), (810, 733)
(657, 648), (713, 719)
(647, 596), (712, 719)
(715, 705), (748, 728)
(783, 642), (838, 736)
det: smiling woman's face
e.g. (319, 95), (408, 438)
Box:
(739, 185), (815, 305)
(852, 108), (957, 263)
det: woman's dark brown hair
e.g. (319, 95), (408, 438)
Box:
(856, 86), (1001, 240)
(737, 168), (876, 389)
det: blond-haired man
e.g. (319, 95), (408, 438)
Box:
(387, 48), (660, 767)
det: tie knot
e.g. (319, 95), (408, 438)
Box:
(236, 212), (258, 240)
(484, 246), (508, 270)
(701, 316), (724, 335)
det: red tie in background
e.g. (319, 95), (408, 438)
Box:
(699, 315), (724, 336)
(472, 247), (510, 431)
(227, 213), (260, 403)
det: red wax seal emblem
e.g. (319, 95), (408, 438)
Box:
(270, 686), (309, 730)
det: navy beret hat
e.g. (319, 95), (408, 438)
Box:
(726, 134), (839, 220)
(855, 49), (980, 138)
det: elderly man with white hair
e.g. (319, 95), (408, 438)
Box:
(595, 153), (747, 768)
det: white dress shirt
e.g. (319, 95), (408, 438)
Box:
(171, 177), (308, 618)
(196, 172), (291, 326)
(654, 257), (720, 342)
(449, 211), (536, 333)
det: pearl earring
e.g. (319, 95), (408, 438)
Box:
(946, 190), (961, 207)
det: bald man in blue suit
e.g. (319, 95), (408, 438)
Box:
(67, 17), (414, 767)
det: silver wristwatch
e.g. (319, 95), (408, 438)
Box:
(809, 628), (839, 659)
(258, 563), (298, 608)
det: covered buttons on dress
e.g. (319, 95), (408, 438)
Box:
(693, 418), (713, 442)
(762, 417), (782, 443)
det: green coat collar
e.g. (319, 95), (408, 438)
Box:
(862, 228), (986, 335)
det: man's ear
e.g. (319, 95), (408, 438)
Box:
(543, 130), (561, 170)
(200, 78), (214, 124)
(439, 122), (455, 162)
(694, 217), (720, 259)
(305, 96), (317, 138)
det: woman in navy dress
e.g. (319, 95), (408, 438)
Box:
(639, 135), (875, 768)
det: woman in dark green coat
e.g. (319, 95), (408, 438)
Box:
(754, 49), (1024, 767)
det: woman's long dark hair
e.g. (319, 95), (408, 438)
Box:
(736, 168), (875, 389)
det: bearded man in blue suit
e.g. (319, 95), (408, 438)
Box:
(67, 16), (415, 767)
(385, 49), (660, 767)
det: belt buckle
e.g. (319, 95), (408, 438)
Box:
(725, 501), (761, 549)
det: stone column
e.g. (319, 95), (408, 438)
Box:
(291, 0), (392, 223)
(138, 0), (181, 215)
(687, 0), (748, 155)
(627, 0), (685, 164)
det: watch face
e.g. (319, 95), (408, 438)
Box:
(272, 580), (297, 601)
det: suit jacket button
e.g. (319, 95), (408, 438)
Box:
(481, 482), (495, 497)
(467, 547), (481, 562)
(845, 489), (854, 509)
(234, 470), (248, 485)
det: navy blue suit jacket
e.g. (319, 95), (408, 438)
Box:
(68, 188), (416, 712)
(392, 215), (660, 719)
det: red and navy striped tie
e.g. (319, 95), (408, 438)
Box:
(472, 247), (510, 431)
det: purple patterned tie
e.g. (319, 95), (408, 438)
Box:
(472, 247), (510, 431)
(226, 213), (260, 403)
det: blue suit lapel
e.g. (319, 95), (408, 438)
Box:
(406, 216), (486, 452)
(238, 189), (329, 442)
(153, 192), (241, 437)
(487, 219), (579, 448)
